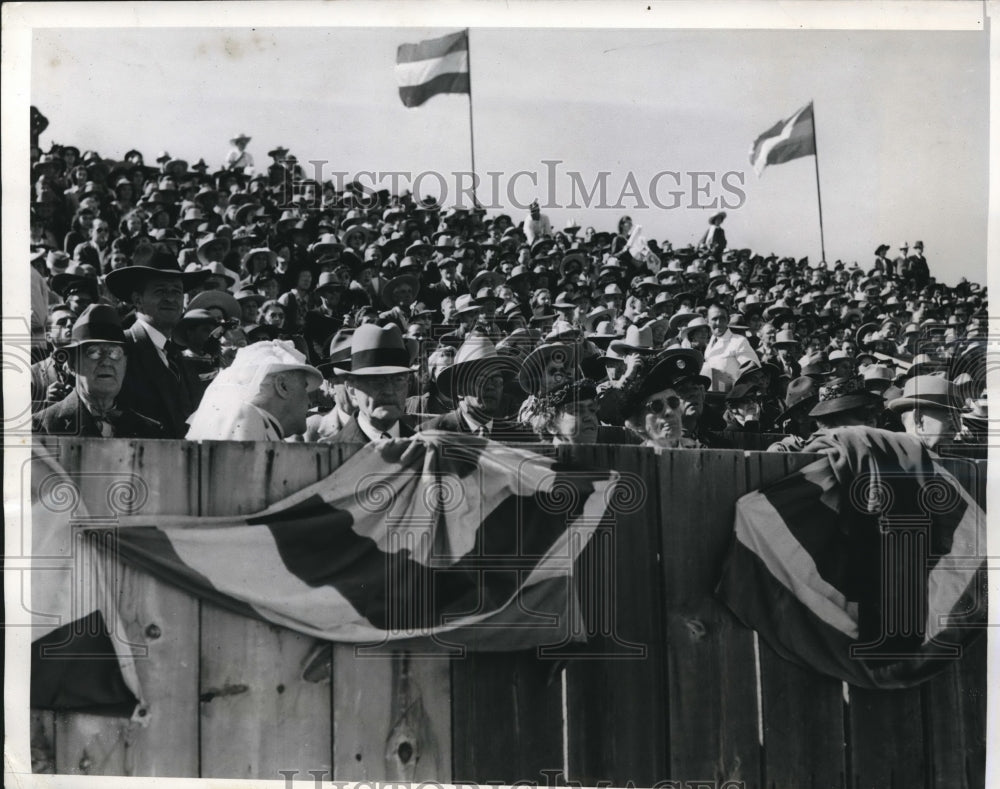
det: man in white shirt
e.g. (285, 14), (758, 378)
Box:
(522, 200), (552, 245)
(701, 302), (760, 392)
(225, 133), (254, 172)
(186, 340), (321, 441)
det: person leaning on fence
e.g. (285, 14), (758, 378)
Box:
(619, 349), (707, 449)
(33, 304), (167, 438)
(887, 374), (961, 453)
(185, 340), (321, 441)
(420, 334), (533, 442)
(322, 323), (418, 450)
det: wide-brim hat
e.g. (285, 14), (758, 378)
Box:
(518, 342), (581, 395)
(187, 289), (241, 321)
(230, 133), (252, 145)
(381, 274), (419, 308)
(51, 267), (100, 298)
(334, 323), (417, 376)
(314, 271), (347, 294)
(196, 233), (232, 265)
(436, 336), (521, 398)
(172, 308), (222, 348)
(105, 249), (212, 301)
(678, 316), (710, 338)
(809, 376), (882, 417)
(609, 324), (657, 356)
(469, 269), (505, 294)
(776, 376), (819, 422)
(887, 374), (961, 413)
(185, 261), (239, 290)
(64, 304), (126, 348)
(772, 329), (799, 348)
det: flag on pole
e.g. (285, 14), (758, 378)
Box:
(749, 102), (816, 176)
(396, 30), (470, 108)
(717, 427), (986, 689)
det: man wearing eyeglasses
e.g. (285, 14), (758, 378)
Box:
(33, 305), (166, 438)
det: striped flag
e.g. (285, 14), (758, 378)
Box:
(396, 30), (470, 108)
(717, 427), (986, 689)
(749, 102), (816, 176)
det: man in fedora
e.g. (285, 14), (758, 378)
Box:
(323, 324), (418, 451)
(186, 340), (322, 441)
(105, 248), (212, 437)
(302, 330), (358, 442)
(887, 374), (960, 452)
(420, 335), (529, 441)
(33, 305), (166, 438)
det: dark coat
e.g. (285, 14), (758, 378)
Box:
(323, 415), (418, 459)
(419, 408), (537, 443)
(119, 321), (196, 439)
(33, 390), (167, 438)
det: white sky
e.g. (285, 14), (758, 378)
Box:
(29, 19), (989, 284)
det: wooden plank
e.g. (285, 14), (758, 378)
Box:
(54, 712), (128, 775)
(450, 651), (561, 783)
(52, 439), (200, 776)
(848, 685), (926, 789)
(30, 710), (57, 774)
(660, 449), (761, 788)
(750, 452), (847, 789)
(333, 647), (452, 781)
(921, 634), (987, 789)
(198, 441), (336, 780)
(565, 443), (668, 786)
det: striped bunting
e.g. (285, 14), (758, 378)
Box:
(749, 102), (816, 176)
(103, 432), (616, 648)
(717, 426), (986, 689)
(396, 30), (470, 108)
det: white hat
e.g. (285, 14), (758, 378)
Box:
(227, 340), (322, 392)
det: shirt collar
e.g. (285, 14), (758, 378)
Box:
(459, 401), (493, 434)
(135, 317), (168, 351)
(357, 412), (399, 441)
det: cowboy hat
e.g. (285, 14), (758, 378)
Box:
(609, 324), (657, 356)
(105, 249), (212, 301)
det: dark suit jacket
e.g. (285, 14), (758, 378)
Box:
(119, 322), (195, 439)
(33, 390), (167, 438)
(324, 415), (418, 459)
(419, 408), (537, 443)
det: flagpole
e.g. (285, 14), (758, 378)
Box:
(811, 101), (827, 263)
(465, 28), (479, 209)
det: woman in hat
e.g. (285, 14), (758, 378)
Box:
(225, 133), (254, 172)
(521, 378), (603, 445)
(617, 353), (703, 449)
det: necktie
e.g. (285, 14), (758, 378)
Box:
(476, 426), (489, 438)
(163, 340), (183, 379)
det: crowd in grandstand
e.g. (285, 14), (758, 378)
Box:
(28, 131), (989, 454)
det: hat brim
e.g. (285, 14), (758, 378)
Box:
(105, 266), (212, 302)
(809, 393), (880, 417)
(887, 395), (962, 414)
(336, 364), (417, 377)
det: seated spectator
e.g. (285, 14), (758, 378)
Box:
(185, 339), (321, 441)
(33, 304), (166, 438)
(302, 330), (358, 442)
(887, 374), (961, 453)
(31, 305), (76, 413)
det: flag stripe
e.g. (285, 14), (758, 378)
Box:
(396, 30), (468, 64)
(395, 50), (469, 88)
(734, 491), (859, 637)
(398, 72), (471, 108)
(750, 103), (816, 175)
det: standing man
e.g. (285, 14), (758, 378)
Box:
(225, 133), (254, 172)
(698, 211), (727, 261)
(907, 241), (930, 289)
(893, 241), (910, 279)
(702, 302), (760, 392)
(105, 249), (211, 437)
(522, 200), (552, 245)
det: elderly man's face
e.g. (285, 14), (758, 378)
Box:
(73, 342), (126, 400)
(134, 276), (185, 331)
(348, 373), (409, 426)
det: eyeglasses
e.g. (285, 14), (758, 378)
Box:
(645, 395), (680, 414)
(82, 345), (125, 361)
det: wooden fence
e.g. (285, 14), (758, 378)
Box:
(29, 438), (987, 788)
